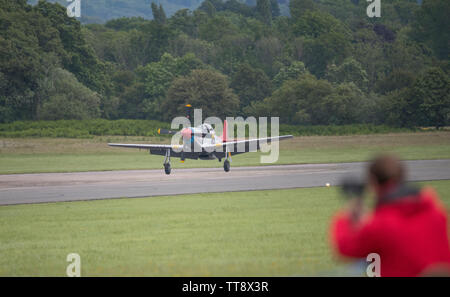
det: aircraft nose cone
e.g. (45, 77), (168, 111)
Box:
(181, 128), (192, 139)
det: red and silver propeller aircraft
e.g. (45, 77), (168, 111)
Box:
(108, 106), (293, 175)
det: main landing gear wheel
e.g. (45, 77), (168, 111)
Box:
(163, 149), (171, 175)
(164, 163), (171, 175)
(224, 159), (230, 172)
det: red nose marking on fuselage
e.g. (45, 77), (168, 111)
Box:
(181, 128), (192, 139)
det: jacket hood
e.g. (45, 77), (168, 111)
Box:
(376, 184), (433, 217)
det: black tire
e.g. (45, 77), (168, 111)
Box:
(224, 160), (230, 172)
(164, 163), (171, 175)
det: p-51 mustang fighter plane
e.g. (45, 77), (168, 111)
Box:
(108, 108), (293, 175)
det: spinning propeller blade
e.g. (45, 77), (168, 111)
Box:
(185, 104), (192, 120)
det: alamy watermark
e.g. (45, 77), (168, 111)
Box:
(67, 0), (81, 18)
(66, 253), (81, 277)
(366, 253), (381, 277)
(170, 109), (281, 164)
(367, 0), (381, 18)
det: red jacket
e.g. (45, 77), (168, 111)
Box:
(331, 185), (450, 277)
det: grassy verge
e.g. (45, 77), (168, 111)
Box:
(0, 180), (448, 276)
(0, 132), (450, 174)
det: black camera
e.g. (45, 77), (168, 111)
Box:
(340, 177), (366, 198)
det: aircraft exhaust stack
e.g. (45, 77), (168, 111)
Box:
(157, 128), (177, 135)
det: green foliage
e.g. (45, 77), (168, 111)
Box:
(272, 61), (308, 88)
(28, 0), (205, 22)
(408, 67), (450, 128)
(230, 63), (272, 109)
(169, 9), (201, 37)
(104, 17), (149, 31)
(302, 31), (351, 77)
(198, 0), (216, 17)
(163, 69), (240, 120)
(86, 18), (173, 69)
(256, 0), (272, 25)
(0, 119), (416, 139)
(270, 0), (280, 17)
(140, 53), (204, 99)
(37, 68), (101, 120)
(291, 11), (351, 77)
(375, 69), (415, 95)
(0, 119), (170, 138)
(200, 0), (255, 18)
(278, 123), (417, 136)
(125, 52), (206, 120)
(245, 74), (372, 125)
(152, 2), (167, 25)
(34, 0), (109, 94)
(411, 0), (449, 59)
(0, 0), (447, 131)
(382, 67), (450, 129)
(0, 0), (109, 123)
(199, 15), (239, 42)
(384, 31), (432, 75)
(292, 10), (349, 38)
(289, 0), (316, 20)
(325, 58), (369, 91)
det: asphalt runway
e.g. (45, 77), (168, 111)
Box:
(0, 159), (449, 206)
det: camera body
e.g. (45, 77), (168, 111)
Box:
(340, 177), (366, 198)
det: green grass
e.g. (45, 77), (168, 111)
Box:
(1, 145), (450, 174)
(1, 132), (450, 174)
(0, 180), (449, 276)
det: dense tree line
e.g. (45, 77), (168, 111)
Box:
(27, 0), (207, 23)
(0, 0), (449, 128)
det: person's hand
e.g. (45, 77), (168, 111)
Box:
(349, 198), (364, 224)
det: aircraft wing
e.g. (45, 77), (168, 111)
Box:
(108, 143), (198, 159)
(108, 143), (173, 149)
(109, 134), (293, 158)
(204, 135), (294, 157)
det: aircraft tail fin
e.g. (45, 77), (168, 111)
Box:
(222, 119), (228, 142)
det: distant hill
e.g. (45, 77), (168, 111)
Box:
(28, 0), (216, 23)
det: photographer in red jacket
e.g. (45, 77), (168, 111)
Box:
(330, 154), (450, 277)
